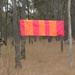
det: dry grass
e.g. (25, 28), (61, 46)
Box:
(0, 38), (75, 75)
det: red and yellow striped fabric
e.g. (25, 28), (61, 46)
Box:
(20, 20), (64, 36)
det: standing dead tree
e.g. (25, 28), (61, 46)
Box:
(68, 0), (73, 66)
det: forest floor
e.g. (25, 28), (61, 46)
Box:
(0, 37), (75, 75)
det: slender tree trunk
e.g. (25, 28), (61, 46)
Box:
(59, 0), (64, 52)
(0, 3), (2, 55)
(21, 0), (27, 59)
(12, 0), (22, 68)
(27, 0), (32, 44)
(0, 0), (3, 55)
(60, 33), (63, 52)
(63, 1), (68, 40)
(71, 0), (75, 40)
(45, 0), (52, 42)
(68, 0), (73, 66)
(4, 0), (8, 45)
(27, 2), (31, 44)
(0, 3), (2, 39)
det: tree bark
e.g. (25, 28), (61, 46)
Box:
(71, 0), (75, 40)
(68, 0), (73, 66)
(4, 0), (8, 45)
(0, 0), (3, 55)
(21, 0), (27, 59)
(12, 0), (22, 68)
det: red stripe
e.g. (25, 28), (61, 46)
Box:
(45, 20), (49, 36)
(20, 20), (25, 36)
(33, 20), (39, 36)
(56, 21), (64, 36)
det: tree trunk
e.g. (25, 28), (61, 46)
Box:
(59, 0), (64, 52)
(0, 0), (3, 55)
(68, 0), (73, 66)
(71, 0), (75, 40)
(12, 0), (22, 68)
(21, 0), (27, 59)
(45, 0), (52, 42)
(4, 0), (8, 45)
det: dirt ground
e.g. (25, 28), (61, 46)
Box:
(0, 38), (75, 75)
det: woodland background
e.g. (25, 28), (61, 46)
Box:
(0, 0), (75, 75)
(0, 0), (75, 39)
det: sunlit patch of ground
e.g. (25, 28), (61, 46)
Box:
(0, 38), (75, 75)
